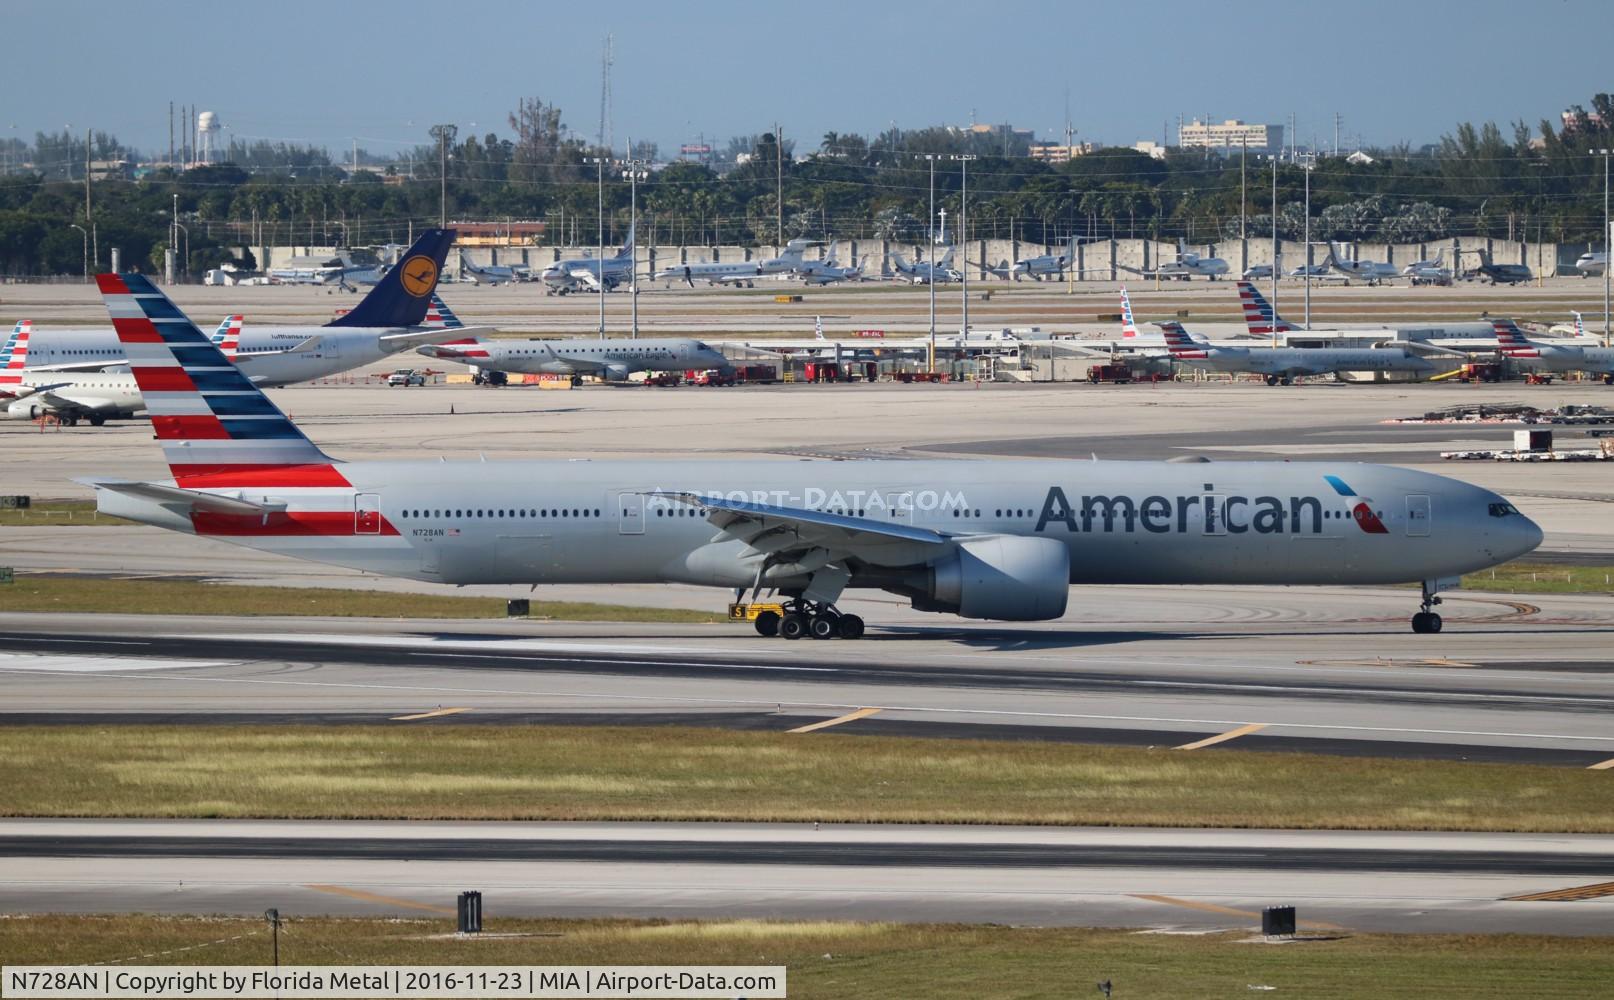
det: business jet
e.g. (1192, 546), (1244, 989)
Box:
(1575, 251), (1607, 278)
(81, 272), (1540, 636)
(1493, 318), (1614, 383)
(889, 245), (960, 284)
(1323, 243), (1399, 285)
(540, 225), (635, 295)
(1465, 249), (1533, 285)
(458, 251), (527, 286)
(16, 230), (472, 388)
(1119, 243), (1230, 281)
(978, 237), (1079, 282)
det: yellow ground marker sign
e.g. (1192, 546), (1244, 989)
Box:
(390, 707), (472, 721)
(304, 884), (456, 915)
(1174, 722), (1268, 750)
(788, 707), (883, 734)
(1507, 881), (1614, 902)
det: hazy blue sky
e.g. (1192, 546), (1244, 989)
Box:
(9, 1), (1612, 158)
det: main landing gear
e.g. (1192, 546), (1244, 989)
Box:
(1412, 580), (1444, 634)
(1263, 374), (1294, 386)
(754, 600), (865, 641)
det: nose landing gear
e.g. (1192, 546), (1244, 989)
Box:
(1412, 580), (1444, 634)
(755, 600), (864, 640)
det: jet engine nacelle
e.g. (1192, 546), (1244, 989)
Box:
(602, 363), (631, 382)
(5, 400), (42, 421)
(919, 535), (1070, 621)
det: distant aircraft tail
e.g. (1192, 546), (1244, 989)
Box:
(1119, 286), (1140, 338)
(208, 315), (244, 362)
(1157, 321), (1208, 359)
(1573, 311), (1585, 337)
(425, 293), (465, 330)
(814, 315), (825, 341)
(325, 228), (454, 329)
(1235, 280), (1293, 337)
(0, 320), (30, 386)
(95, 273), (339, 487)
(1491, 318), (1540, 357)
(615, 221), (636, 260)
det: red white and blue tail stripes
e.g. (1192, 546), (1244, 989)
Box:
(96, 273), (341, 487)
(1491, 319), (1540, 358)
(1236, 280), (1292, 337)
(208, 315), (244, 362)
(1158, 321), (1209, 359)
(1119, 286), (1139, 338)
(425, 293), (464, 330)
(1, 320), (30, 388)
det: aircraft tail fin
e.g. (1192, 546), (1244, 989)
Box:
(1573, 311), (1585, 337)
(425, 293), (465, 330)
(1491, 318), (1538, 355)
(616, 221), (636, 259)
(209, 315), (244, 362)
(1235, 280), (1293, 337)
(815, 315), (825, 341)
(96, 273), (340, 487)
(0, 320), (30, 387)
(1119, 286), (1140, 338)
(325, 229), (453, 329)
(1156, 321), (1208, 358)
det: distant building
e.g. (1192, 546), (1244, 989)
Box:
(1560, 108), (1607, 134)
(1029, 142), (1094, 164)
(1132, 141), (1169, 160)
(1177, 119), (1283, 154)
(1345, 150), (1376, 166)
(449, 221), (548, 246)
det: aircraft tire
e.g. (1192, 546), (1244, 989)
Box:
(89, 415), (106, 427)
(1264, 375), (1280, 386)
(779, 613), (808, 640)
(754, 611), (780, 637)
(836, 614), (865, 640)
(809, 615), (837, 640)
(1411, 612), (1443, 634)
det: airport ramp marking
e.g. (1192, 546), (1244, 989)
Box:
(1130, 894), (1346, 930)
(1506, 881), (1614, 902)
(304, 884), (456, 915)
(1174, 722), (1268, 750)
(1587, 756), (1614, 771)
(788, 707), (883, 733)
(390, 707), (472, 722)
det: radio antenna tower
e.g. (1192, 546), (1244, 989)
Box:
(598, 33), (614, 155)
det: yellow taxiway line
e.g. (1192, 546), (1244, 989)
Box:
(1174, 722), (1268, 750)
(304, 884), (456, 915)
(390, 707), (472, 721)
(788, 707), (883, 734)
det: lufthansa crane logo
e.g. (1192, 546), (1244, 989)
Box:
(399, 256), (438, 298)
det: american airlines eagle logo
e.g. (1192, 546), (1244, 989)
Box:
(1325, 475), (1389, 534)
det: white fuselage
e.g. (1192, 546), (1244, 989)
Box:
(1506, 341), (1614, 377)
(1176, 345), (1434, 379)
(95, 459), (1542, 602)
(3, 373), (143, 421)
(23, 324), (445, 387)
(422, 337), (729, 378)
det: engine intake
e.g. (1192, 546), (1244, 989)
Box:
(921, 535), (1070, 621)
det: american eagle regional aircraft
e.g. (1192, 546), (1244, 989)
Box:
(81, 273), (1541, 637)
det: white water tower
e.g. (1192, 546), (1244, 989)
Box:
(197, 111), (222, 164)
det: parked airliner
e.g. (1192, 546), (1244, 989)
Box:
(81, 273), (1540, 636)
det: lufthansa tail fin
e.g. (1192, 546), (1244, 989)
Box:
(325, 228), (454, 329)
(96, 273), (340, 487)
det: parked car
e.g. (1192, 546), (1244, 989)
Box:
(386, 368), (427, 387)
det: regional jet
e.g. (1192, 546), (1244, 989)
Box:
(16, 230), (473, 388)
(417, 336), (728, 382)
(1119, 243), (1230, 281)
(0, 320), (142, 425)
(80, 273), (1541, 636)
(1157, 320), (1435, 385)
(1492, 318), (1614, 383)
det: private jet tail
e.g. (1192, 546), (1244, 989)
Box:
(1235, 280), (1293, 337)
(425, 293), (465, 330)
(94, 273), (338, 487)
(614, 222), (636, 260)
(326, 229), (454, 329)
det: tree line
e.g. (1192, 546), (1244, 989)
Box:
(2, 93), (1611, 277)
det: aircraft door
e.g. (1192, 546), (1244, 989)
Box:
(1202, 494), (1227, 536)
(1406, 494), (1431, 537)
(354, 493), (382, 534)
(882, 490), (914, 526)
(617, 492), (645, 535)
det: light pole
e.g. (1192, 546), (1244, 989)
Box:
(928, 159), (938, 348)
(1300, 151), (1314, 330)
(1598, 149), (1611, 345)
(952, 155), (977, 339)
(621, 158), (647, 338)
(175, 222), (189, 279)
(586, 156), (609, 338)
(68, 223), (87, 282)
(429, 124), (456, 228)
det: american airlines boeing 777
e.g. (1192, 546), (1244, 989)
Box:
(81, 273), (1541, 637)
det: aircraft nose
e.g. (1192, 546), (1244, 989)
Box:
(1507, 511), (1545, 561)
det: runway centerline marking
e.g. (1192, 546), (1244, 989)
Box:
(1131, 893), (1346, 930)
(788, 707), (882, 734)
(303, 884), (455, 915)
(1587, 756), (1614, 771)
(390, 707), (471, 722)
(1506, 881), (1614, 902)
(1175, 723), (1268, 750)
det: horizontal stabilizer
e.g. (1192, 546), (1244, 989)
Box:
(380, 326), (496, 350)
(75, 478), (287, 517)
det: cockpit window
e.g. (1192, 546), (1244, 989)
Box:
(694, 341), (714, 352)
(1488, 502), (1520, 517)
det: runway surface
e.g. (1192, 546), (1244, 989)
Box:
(3, 820), (1610, 934)
(2, 594), (1612, 764)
